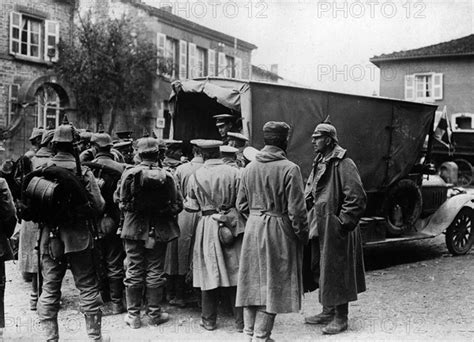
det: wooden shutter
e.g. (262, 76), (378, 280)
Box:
(10, 12), (21, 54)
(188, 43), (197, 79)
(218, 52), (226, 76)
(208, 49), (216, 76)
(7, 84), (20, 125)
(44, 20), (59, 61)
(234, 57), (242, 79)
(404, 75), (415, 100)
(157, 33), (166, 57)
(433, 73), (443, 100)
(179, 40), (187, 79)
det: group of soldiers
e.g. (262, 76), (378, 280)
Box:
(0, 112), (367, 342)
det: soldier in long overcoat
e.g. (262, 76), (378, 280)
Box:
(235, 122), (309, 342)
(304, 123), (367, 335)
(164, 142), (203, 307)
(185, 139), (244, 332)
(18, 129), (54, 310)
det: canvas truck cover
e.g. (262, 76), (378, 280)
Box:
(169, 79), (437, 193)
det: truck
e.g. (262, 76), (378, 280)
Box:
(168, 78), (474, 255)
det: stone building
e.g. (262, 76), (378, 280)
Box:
(0, 0), (76, 158)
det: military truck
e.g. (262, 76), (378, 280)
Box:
(168, 78), (474, 255)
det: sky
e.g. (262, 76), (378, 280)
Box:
(143, 0), (473, 96)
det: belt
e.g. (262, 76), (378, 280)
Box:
(249, 210), (286, 218)
(202, 209), (218, 216)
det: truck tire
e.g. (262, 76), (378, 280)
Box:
(454, 159), (473, 186)
(445, 207), (474, 255)
(384, 179), (423, 237)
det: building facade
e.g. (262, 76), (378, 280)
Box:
(370, 34), (474, 127)
(0, 0), (76, 158)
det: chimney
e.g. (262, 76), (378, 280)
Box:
(270, 64), (278, 75)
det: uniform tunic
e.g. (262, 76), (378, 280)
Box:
(164, 157), (203, 276)
(235, 145), (309, 314)
(185, 159), (244, 291)
(304, 145), (367, 306)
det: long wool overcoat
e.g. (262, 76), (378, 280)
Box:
(304, 144), (367, 306)
(235, 146), (309, 314)
(185, 159), (244, 291)
(165, 156), (203, 276)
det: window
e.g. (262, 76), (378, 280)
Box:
(405, 73), (443, 102)
(217, 52), (226, 77)
(10, 12), (59, 62)
(197, 47), (207, 77)
(451, 113), (474, 132)
(234, 57), (242, 79)
(208, 49), (216, 76)
(35, 84), (65, 129)
(179, 40), (187, 79)
(225, 56), (234, 78)
(165, 38), (177, 78)
(188, 43), (197, 78)
(156, 33), (179, 79)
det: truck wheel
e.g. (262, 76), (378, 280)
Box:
(445, 207), (474, 255)
(384, 179), (423, 237)
(454, 159), (473, 186)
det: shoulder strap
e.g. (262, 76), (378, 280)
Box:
(192, 171), (218, 208)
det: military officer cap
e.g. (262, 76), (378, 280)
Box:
(163, 139), (183, 145)
(312, 123), (339, 143)
(29, 127), (45, 142)
(243, 146), (259, 162)
(263, 121), (290, 139)
(227, 132), (248, 142)
(220, 145), (238, 154)
(92, 132), (113, 147)
(40, 129), (55, 146)
(194, 139), (223, 149)
(190, 139), (205, 146)
(113, 140), (132, 149)
(136, 137), (159, 154)
(213, 114), (235, 127)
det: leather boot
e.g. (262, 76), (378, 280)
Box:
(41, 318), (59, 342)
(322, 303), (348, 335)
(169, 275), (186, 308)
(254, 310), (276, 342)
(304, 305), (335, 325)
(85, 311), (110, 341)
(30, 274), (38, 311)
(124, 286), (143, 329)
(145, 287), (169, 326)
(243, 307), (257, 340)
(109, 278), (125, 314)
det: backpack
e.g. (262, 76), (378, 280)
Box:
(124, 166), (178, 215)
(83, 162), (122, 224)
(18, 165), (93, 225)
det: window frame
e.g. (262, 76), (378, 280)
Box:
(404, 72), (443, 102)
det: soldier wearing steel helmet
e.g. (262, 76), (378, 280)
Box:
(36, 119), (107, 342)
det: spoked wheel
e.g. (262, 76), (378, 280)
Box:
(454, 159), (473, 186)
(445, 207), (474, 255)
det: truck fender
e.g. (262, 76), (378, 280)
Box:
(417, 194), (474, 236)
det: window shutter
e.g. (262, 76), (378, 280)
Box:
(157, 33), (166, 57)
(404, 75), (415, 100)
(10, 12), (21, 54)
(208, 49), (216, 76)
(218, 52), (226, 76)
(188, 43), (197, 79)
(433, 73), (443, 100)
(234, 57), (242, 79)
(8, 84), (20, 125)
(179, 40), (187, 79)
(44, 20), (59, 62)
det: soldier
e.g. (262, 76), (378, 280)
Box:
(213, 114), (236, 145)
(227, 132), (248, 167)
(18, 129), (55, 311)
(35, 120), (107, 341)
(81, 133), (125, 163)
(236, 122), (309, 342)
(115, 137), (183, 329)
(89, 133), (126, 315)
(29, 127), (45, 153)
(220, 145), (240, 168)
(164, 140), (204, 307)
(162, 139), (184, 171)
(0, 178), (17, 340)
(185, 139), (244, 332)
